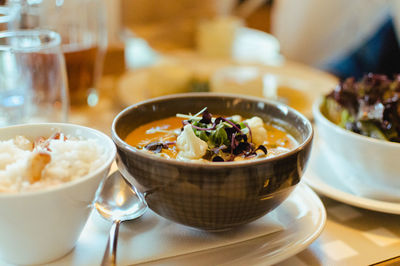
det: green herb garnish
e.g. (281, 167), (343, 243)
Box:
(177, 108), (267, 162)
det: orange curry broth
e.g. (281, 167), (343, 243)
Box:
(125, 117), (183, 158)
(124, 116), (296, 160)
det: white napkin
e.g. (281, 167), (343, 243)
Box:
(317, 140), (400, 202)
(46, 205), (284, 265)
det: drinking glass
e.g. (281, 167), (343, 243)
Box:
(11, 0), (107, 106)
(0, 30), (68, 126)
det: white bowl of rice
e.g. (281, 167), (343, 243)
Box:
(0, 123), (116, 265)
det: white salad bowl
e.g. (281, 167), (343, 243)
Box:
(313, 97), (400, 200)
(0, 123), (116, 265)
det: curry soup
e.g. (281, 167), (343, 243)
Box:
(125, 115), (297, 161)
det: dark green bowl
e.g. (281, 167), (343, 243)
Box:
(112, 93), (313, 231)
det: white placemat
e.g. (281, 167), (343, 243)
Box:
(50, 207), (285, 265)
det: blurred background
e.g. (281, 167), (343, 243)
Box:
(1, 0), (399, 130)
(67, 0), (400, 129)
(105, 0), (400, 78)
(2, 0), (400, 82)
(104, 0), (274, 73)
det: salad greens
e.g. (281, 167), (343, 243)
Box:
(322, 73), (400, 142)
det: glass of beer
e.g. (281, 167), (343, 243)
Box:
(0, 30), (68, 126)
(11, 0), (107, 106)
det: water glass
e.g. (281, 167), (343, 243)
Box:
(11, 0), (107, 106)
(0, 30), (68, 126)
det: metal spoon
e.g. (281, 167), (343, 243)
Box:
(95, 171), (147, 266)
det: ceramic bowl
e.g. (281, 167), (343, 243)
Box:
(0, 123), (116, 265)
(112, 93), (313, 231)
(313, 97), (400, 199)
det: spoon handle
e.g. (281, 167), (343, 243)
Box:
(101, 219), (121, 266)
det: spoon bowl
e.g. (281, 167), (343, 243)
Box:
(95, 171), (147, 266)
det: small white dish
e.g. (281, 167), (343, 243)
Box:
(38, 182), (326, 265)
(232, 27), (283, 65)
(0, 123), (116, 265)
(304, 138), (400, 215)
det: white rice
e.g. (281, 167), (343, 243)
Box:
(0, 136), (106, 193)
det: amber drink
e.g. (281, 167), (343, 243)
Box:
(63, 45), (104, 106)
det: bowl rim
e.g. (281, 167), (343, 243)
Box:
(313, 96), (400, 148)
(112, 92), (313, 168)
(0, 123), (116, 198)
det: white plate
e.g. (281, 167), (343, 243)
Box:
(45, 182), (325, 266)
(304, 140), (400, 215)
(155, 182), (327, 266)
(117, 58), (337, 119)
(119, 26), (338, 119)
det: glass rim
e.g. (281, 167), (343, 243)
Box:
(0, 29), (61, 52)
(0, 6), (19, 24)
